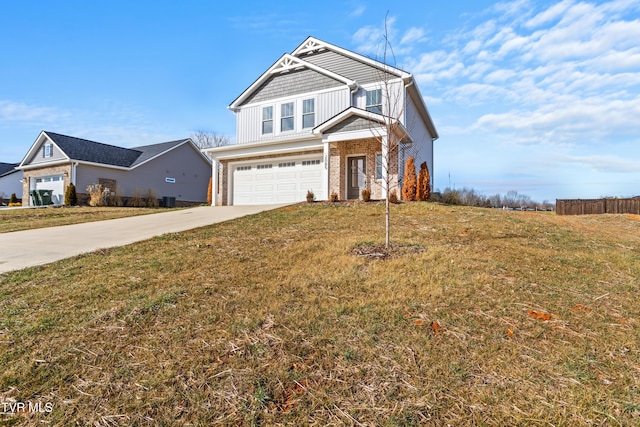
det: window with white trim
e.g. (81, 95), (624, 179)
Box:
(237, 166), (252, 171)
(278, 162), (295, 168)
(262, 106), (273, 134)
(375, 153), (383, 180)
(366, 89), (382, 114)
(257, 164), (273, 169)
(302, 159), (320, 166)
(281, 102), (294, 131)
(44, 144), (53, 158)
(302, 99), (315, 128)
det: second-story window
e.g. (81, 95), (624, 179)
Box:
(281, 102), (294, 131)
(262, 106), (273, 134)
(366, 89), (382, 114)
(44, 143), (53, 158)
(302, 99), (315, 128)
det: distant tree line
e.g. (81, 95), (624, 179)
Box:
(430, 187), (554, 210)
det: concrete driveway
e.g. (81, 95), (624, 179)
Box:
(0, 205), (288, 274)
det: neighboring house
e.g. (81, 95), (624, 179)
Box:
(17, 131), (212, 206)
(204, 36), (438, 205)
(0, 163), (23, 202)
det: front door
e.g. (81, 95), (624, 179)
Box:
(347, 156), (366, 199)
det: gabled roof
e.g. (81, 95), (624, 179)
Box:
(18, 131), (205, 170)
(45, 132), (142, 167)
(0, 162), (19, 178)
(229, 53), (357, 110)
(228, 36), (438, 140)
(314, 107), (412, 143)
(292, 36), (411, 80)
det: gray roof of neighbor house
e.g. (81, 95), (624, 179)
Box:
(0, 162), (18, 177)
(44, 132), (189, 168)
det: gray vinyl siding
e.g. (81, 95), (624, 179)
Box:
(76, 143), (211, 202)
(404, 94), (434, 189)
(236, 86), (350, 144)
(300, 50), (398, 85)
(24, 142), (67, 165)
(241, 68), (343, 106)
(324, 116), (383, 134)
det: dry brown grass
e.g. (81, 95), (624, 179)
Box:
(0, 207), (171, 233)
(0, 203), (639, 425)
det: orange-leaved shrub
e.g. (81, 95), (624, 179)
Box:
(402, 156), (417, 201)
(417, 161), (431, 201)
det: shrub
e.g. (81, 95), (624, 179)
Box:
(86, 184), (108, 207)
(417, 162), (431, 201)
(130, 188), (145, 207)
(361, 188), (371, 202)
(107, 187), (123, 207)
(389, 190), (399, 204)
(329, 192), (339, 202)
(146, 188), (159, 207)
(402, 156), (417, 201)
(9, 193), (18, 204)
(207, 177), (213, 205)
(64, 183), (78, 206)
(306, 190), (315, 203)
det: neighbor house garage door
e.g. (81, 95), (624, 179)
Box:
(232, 157), (322, 205)
(34, 175), (65, 205)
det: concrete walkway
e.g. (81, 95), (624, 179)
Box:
(0, 205), (288, 274)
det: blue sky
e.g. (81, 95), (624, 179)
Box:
(1, 0), (638, 203)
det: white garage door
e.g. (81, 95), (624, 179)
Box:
(34, 175), (65, 205)
(233, 157), (323, 205)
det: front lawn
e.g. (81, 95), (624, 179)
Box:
(0, 203), (638, 425)
(0, 207), (174, 233)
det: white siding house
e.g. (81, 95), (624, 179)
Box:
(205, 37), (438, 206)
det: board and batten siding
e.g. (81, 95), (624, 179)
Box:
(352, 81), (404, 118)
(76, 143), (210, 202)
(301, 50), (398, 85)
(404, 93), (434, 190)
(236, 86), (351, 144)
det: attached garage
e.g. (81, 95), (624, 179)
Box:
(34, 175), (65, 205)
(231, 156), (323, 205)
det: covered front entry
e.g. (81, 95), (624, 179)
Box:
(347, 156), (366, 199)
(231, 155), (323, 205)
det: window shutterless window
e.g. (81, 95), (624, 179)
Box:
(44, 144), (52, 157)
(302, 99), (315, 128)
(375, 153), (383, 179)
(281, 102), (294, 131)
(262, 106), (273, 134)
(366, 89), (382, 114)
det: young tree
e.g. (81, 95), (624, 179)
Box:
(402, 156), (417, 201)
(367, 14), (411, 248)
(417, 161), (430, 201)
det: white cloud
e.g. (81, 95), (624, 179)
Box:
(400, 27), (426, 45)
(0, 100), (65, 124)
(525, 0), (574, 28)
(350, 5), (366, 17)
(560, 154), (640, 173)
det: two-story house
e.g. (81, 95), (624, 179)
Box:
(205, 36), (438, 205)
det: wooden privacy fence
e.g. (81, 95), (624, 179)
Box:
(556, 198), (640, 215)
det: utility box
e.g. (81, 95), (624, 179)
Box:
(162, 196), (176, 208)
